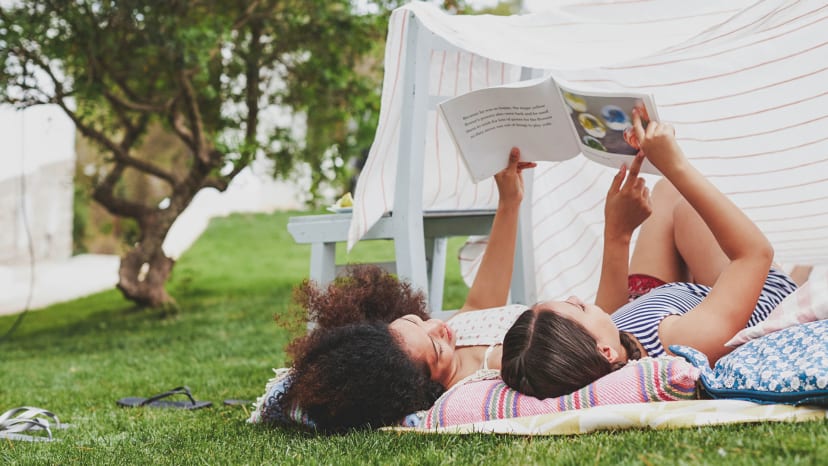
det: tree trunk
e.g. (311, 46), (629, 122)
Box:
(116, 219), (176, 308)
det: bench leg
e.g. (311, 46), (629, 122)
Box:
(307, 242), (337, 331)
(394, 220), (429, 310)
(426, 236), (447, 314)
(310, 242), (337, 287)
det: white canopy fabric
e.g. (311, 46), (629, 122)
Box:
(349, 0), (828, 302)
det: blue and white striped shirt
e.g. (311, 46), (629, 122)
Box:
(611, 269), (798, 357)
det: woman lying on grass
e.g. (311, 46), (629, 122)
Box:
(277, 150), (537, 431)
(499, 111), (798, 399)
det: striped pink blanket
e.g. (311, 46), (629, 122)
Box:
(423, 356), (699, 429)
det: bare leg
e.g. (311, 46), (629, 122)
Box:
(629, 180), (688, 283)
(673, 200), (729, 286)
(789, 265), (813, 286)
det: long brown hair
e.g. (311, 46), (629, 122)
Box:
(501, 308), (616, 399)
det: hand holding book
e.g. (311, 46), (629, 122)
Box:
(438, 75), (661, 183)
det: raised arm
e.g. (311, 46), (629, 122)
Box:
(633, 112), (774, 363)
(459, 148), (536, 312)
(594, 153), (652, 313)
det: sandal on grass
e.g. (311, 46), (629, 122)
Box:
(0, 406), (63, 442)
(116, 386), (212, 410)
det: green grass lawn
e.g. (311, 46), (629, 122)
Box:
(1, 212), (825, 465)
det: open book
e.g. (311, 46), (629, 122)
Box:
(438, 75), (660, 183)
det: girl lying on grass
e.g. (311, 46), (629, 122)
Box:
(499, 111), (797, 399)
(276, 149), (537, 431)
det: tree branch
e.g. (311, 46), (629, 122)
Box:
(20, 51), (130, 161)
(92, 162), (154, 218)
(24, 49), (179, 188)
(114, 115), (180, 187)
(245, 20), (262, 147)
(102, 92), (139, 135)
(167, 104), (196, 149)
(177, 70), (209, 164)
(203, 175), (229, 191)
(201, 0), (266, 63)
(103, 88), (167, 113)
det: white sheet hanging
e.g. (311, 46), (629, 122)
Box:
(349, 0), (828, 302)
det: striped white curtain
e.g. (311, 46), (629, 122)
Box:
(350, 0), (828, 302)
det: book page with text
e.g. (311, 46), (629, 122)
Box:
(439, 77), (578, 183)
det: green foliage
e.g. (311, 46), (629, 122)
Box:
(0, 212), (826, 464)
(0, 0), (509, 306)
(0, 0), (403, 204)
(262, 2), (393, 200)
(2, 0), (423, 305)
(71, 183), (89, 254)
(456, 0), (520, 15)
(0, 0), (512, 208)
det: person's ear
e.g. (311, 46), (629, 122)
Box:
(598, 344), (620, 363)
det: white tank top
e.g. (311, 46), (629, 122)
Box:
(446, 304), (528, 347)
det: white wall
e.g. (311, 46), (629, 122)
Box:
(0, 105), (76, 265)
(0, 105), (75, 181)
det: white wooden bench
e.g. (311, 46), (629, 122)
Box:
(287, 10), (539, 317)
(288, 209), (501, 320)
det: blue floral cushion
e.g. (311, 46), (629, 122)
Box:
(671, 320), (828, 407)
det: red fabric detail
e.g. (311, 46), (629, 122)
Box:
(628, 274), (667, 301)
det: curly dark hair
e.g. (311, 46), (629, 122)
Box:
(278, 265), (442, 431)
(501, 308), (617, 399)
(292, 264), (431, 329)
(280, 321), (444, 431)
